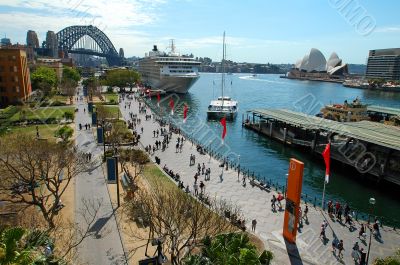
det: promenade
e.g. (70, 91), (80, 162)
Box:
(119, 93), (400, 265)
(74, 87), (126, 265)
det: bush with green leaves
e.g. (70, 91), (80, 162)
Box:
(184, 233), (273, 265)
(54, 125), (73, 143)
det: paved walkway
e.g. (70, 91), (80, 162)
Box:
(74, 87), (126, 265)
(120, 94), (400, 265)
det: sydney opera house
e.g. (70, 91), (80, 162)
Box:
(287, 48), (348, 80)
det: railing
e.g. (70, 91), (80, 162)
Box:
(139, 95), (400, 230)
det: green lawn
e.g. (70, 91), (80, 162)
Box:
(6, 124), (62, 140)
(9, 107), (75, 122)
(143, 163), (176, 189)
(50, 95), (71, 104)
(94, 104), (121, 119)
(103, 93), (118, 104)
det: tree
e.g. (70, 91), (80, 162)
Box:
(54, 125), (74, 143)
(0, 134), (87, 229)
(106, 69), (140, 91)
(62, 67), (80, 83)
(63, 111), (75, 121)
(184, 233), (273, 265)
(373, 249), (400, 265)
(127, 179), (241, 264)
(0, 227), (57, 264)
(31, 67), (58, 96)
(60, 67), (80, 103)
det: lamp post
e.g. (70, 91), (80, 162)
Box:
(285, 173), (289, 197)
(237, 155), (241, 182)
(366, 197), (376, 265)
(208, 140), (212, 162)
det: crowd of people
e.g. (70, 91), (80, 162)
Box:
(117, 90), (387, 265)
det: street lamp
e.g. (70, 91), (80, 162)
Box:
(285, 173), (289, 197)
(237, 155), (241, 182)
(366, 197), (376, 265)
(209, 140), (212, 162)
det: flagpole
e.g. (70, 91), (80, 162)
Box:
(321, 178), (326, 210)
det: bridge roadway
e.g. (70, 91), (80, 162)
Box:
(119, 94), (400, 265)
(74, 87), (126, 265)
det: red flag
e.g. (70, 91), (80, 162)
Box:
(183, 104), (188, 122)
(220, 117), (227, 142)
(157, 93), (160, 107)
(169, 98), (174, 115)
(322, 143), (330, 183)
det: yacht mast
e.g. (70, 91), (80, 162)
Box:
(221, 31), (226, 106)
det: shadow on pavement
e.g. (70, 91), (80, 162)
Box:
(284, 238), (303, 265)
(88, 212), (114, 238)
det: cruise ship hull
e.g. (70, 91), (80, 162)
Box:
(144, 75), (200, 94)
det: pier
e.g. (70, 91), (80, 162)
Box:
(243, 109), (400, 185)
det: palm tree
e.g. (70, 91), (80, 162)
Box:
(0, 227), (57, 265)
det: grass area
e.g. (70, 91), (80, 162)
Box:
(9, 107), (75, 122)
(5, 124), (61, 140)
(50, 94), (71, 104)
(142, 163), (176, 188)
(102, 93), (118, 103)
(94, 104), (121, 119)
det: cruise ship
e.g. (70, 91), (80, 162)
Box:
(138, 41), (201, 94)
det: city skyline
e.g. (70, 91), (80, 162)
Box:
(1, 0), (400, 64)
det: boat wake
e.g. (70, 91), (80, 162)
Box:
(239, 76), (288, 85)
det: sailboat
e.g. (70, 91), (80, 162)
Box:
(207, 32), (238, 121)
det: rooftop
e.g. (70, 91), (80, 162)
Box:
(367, 105), (400, 116)
(248, 108), (400, 151)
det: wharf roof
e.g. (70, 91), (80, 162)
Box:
(367, 105), (400, 116)
(248, 109), (400, 151)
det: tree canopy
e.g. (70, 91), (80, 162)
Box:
(184, 233), (273, 265)
(105, 69), (140, 90)
(31, 67), (58, 95)
(62, 67), (80, 83)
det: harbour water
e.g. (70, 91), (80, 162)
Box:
(153, 73), (400, 225)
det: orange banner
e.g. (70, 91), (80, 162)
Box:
(283, 158), (304, 243)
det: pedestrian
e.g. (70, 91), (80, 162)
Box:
(141, 127), (143, 134)
(84, 108), (86, 113)
(359, 248), (366, 265)
(197, 163), (201, 174)
(251, 219), (257, 232)
(176, 142), (179, 153)
(337, 240), (344, 259)
(271, 195), (277, 212)
(332, 237), (339, 255)
(358, 224), (366, 240)
(85, 124), (88, 130)
(351, 242), (360, 262)
(199, 181), (205, 194)
(79, 123), (82, 130)
(303, 205), (309, 222)
(193, 182), (198, 196)
(202, 163), (205, 175)
(153, 130), (155, 137)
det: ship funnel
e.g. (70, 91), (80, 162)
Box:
(153, 45), (158, 51)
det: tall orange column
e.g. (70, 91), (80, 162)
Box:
(283, 158), (304, 243)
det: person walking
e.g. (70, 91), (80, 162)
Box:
(271, 195), (277, 212)
(351, 242), (360, 262)
(358, 223), (366, 240)
(332, 237), (339, 255)
(199, 181), (205, 194)
(193, 182), (198, 196)
(251, 219), (257, 232)
(303, 205), (309, 222)
(337, 240), (344, 259)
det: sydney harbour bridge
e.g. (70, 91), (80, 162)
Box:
(56, 25), (124, 66)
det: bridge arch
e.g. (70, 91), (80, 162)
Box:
(57, 25), (122, 66)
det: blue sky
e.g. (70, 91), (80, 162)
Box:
(1, 0), (400, 64)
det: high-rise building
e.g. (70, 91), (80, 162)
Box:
(0, 37), (11, 47)
(119, 48), (124, 58)
(26, 30), (39, 48)
(366, 48), (400, 80)
(46, 31), (58, 58)
(0, 48), (32, 107)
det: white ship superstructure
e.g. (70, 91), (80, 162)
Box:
(138, 41), (201, 94)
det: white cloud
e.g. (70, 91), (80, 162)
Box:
(374, 26), (400, 33)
